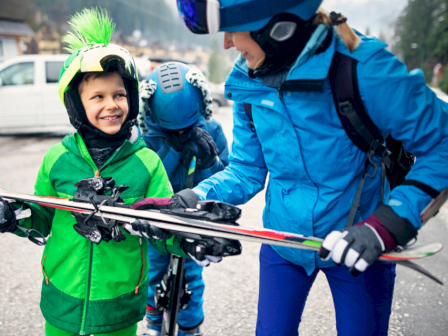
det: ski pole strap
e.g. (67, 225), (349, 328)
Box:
(345, 171), (367, 228)
(345, 151), (377, 228)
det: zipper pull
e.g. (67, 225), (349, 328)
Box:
(278, 89), (284, 103)
(139, 237), (142, 245)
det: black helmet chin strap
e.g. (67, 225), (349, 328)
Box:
(249, 13), (317, 78)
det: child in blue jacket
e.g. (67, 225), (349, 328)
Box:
(137, 62), (229, 336)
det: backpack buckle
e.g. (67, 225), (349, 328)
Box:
(338, 101), (354, 116)
(249, 121), (256, 132)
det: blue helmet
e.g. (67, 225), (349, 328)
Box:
(146, 62), (210, 130)
(177, 0), (323, 34)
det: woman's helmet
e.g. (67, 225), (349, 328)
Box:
(140, 62), (213, 131)
(177, 0), (323, 34)
(57, 8), (139, 143)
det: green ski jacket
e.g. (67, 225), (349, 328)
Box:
(13, 132), (188, 335)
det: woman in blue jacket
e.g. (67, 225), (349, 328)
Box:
(170, 0), (448, 335)
(138, 62), (229, 336)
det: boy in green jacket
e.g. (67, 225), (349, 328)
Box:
(0, 8), (215, 336)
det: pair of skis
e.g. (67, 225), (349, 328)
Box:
(0, 185), (445, 285)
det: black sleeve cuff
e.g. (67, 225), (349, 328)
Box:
(373, 205), (418, 246)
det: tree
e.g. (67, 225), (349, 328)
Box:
(430, 1), (448, 64)
(208, 40), (226, 83)
(394, 0), (440, 80)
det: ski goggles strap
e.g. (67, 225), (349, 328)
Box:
(177, 0), (306, 34)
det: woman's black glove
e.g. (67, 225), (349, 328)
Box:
(181, 127), (219, 169)
(171, 189), (201, 209)
(0, 197), (18, 233)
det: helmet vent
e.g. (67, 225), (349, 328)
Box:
(270, 22), (297, 42)
(158, 63), (185, 94)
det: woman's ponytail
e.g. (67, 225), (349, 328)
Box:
(313, 8), (361, 53)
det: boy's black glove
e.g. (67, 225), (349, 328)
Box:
(123, 220), (173, 240)
(181, 237), (242, 267)
(181, 127), (219, 169)
(0, 197), (18, 233)
(129, 198), (175, 240)
(161, 125), (194, 152)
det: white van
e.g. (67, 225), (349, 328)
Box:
(0, 54), (73, 134)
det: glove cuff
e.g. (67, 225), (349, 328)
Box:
(131, 198), (173, 210)
(372, 205), (418, 247)
(356, 214), (396, 251)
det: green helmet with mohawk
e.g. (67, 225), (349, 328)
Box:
(58, 8), (139, 146)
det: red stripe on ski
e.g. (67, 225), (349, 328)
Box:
(213, 224), (300, 241)
(37, 202), (90, 213)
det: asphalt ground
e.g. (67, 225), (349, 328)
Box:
(0, 106), (447, 335)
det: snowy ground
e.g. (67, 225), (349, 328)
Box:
(0, 106), (447, 335)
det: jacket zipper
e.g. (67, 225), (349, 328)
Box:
(135, 238), (145, 294)
(79, 241), (94, 335)
(41, 254), (49, 285)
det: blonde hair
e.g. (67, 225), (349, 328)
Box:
(313, 8), (361, 53)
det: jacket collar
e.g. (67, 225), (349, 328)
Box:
(62, 131), (146, 170)
(227, 28), (388, 86)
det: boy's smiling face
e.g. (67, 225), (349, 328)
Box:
(79, 72), (129, 135)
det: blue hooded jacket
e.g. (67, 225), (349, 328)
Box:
(142, 116), (229, 193)
(193, 28), (448, 275)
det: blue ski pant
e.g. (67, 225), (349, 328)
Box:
(256, 244), (396, 336)
(146, 240), (205, 329)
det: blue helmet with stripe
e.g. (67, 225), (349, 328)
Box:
(177, 0), (323, 34)
(146, 62), (210, 130)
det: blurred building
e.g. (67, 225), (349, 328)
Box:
(0, 17), (34, 62)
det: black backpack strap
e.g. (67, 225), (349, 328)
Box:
(401, 180), (440, 199)
(243, 102), (256, 132)
(329, 52), (390, 166)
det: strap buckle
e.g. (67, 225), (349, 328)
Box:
(338, 101), (354, 116)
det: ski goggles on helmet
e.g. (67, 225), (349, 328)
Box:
(58, 43), (138, 105)
(177, 0), (308, 34)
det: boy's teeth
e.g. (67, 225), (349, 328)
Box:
(104, 116), (118, 120)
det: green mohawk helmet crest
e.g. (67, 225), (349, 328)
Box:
(63, 7), (115, 53)
(57, 7), (140, 141)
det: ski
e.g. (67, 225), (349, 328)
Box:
(0, 187), (444, 284)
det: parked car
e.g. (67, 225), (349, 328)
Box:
(0, 54), (74, 134)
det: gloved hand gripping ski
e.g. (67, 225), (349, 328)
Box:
(70, 177), (129, 244)
(320, 206), (417, 276)
(70, 177), (242, 262)
(0, 197), (18, 233)
(129, 189), (242, 265)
